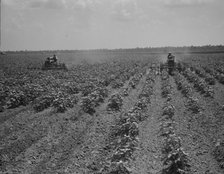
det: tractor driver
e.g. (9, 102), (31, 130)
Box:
(53, 54), (58, 63)
(168, 52), (175, 61)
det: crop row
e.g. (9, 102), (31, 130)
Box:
(0, 60), (145, 113)
(161, 70), (172, 100)
(177, 63), (214, 98)
(160, 70), (190, 174)
(100, 71), (156, 173)
(81, 70), (146, 115)
(178, 58), (224, 85)
(120, 72), (144, 97)
(202, 66), (224, 84)
(175, 65), (224, 170)
(213, 140), (224, 169)
(212, 64), (224, 84)
(106, 70), (146, 112)
(187, 64), (215, 85)
(174, 72), (201, 114)
(128, 72), (144, 89)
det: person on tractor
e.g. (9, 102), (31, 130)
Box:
(52, 54), (58, 63)
(167, 53), (175, 75)
(168, 52), (175, 61)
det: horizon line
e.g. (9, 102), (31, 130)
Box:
(2, 44), (224, 52)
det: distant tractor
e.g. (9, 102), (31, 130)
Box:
(159, 53), (176, 75)
(42, 54), (67, 70)
(0, 51), (6, 55)
(167, 52), (175, 75)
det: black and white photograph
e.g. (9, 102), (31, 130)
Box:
(0, 0), (224, 173)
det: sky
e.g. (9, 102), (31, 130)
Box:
(1, 0), (224, 51)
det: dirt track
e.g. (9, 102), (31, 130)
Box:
(1, 68), (224, 174)
(129, 75), (163, 173)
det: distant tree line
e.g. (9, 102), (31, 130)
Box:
(5, 45), (224, 54)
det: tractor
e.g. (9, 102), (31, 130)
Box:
(0, 51), (6, 55)
(160, 53), (176, 75)
(167, 53), (175, 75)
(42, 54), (67, 70)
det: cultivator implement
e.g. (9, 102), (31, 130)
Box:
(41, 62), (67, 70)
